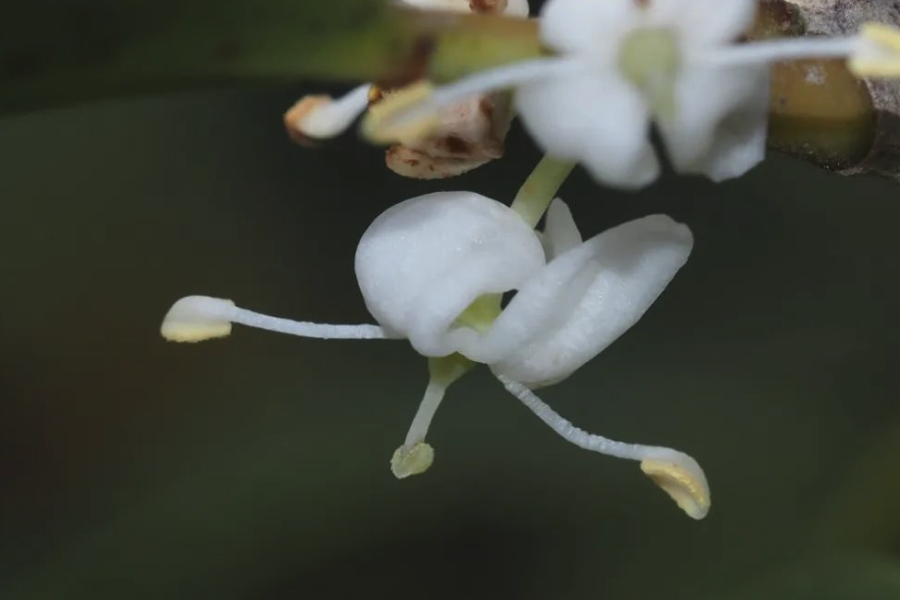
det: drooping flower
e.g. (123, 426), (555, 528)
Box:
(161, 191), (709, 519)
(355, 193), (693, 388)
(365, 0), (900, 188)
(283, 0), (529, 179)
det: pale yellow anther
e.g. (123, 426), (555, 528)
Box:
(390, 442), (435, 479)
(284, 95), (332, 139)
(160, 296), (235, 343)
(283, 84), (371, 141)
(640, 459), (711, 520)
(849, 22), (900, 78)
(362, 81), (440, 145)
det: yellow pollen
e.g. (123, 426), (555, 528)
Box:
(391, 442), (435, 478)
(640, 459), (711, 520)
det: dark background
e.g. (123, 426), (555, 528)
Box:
(0, 82), (899, 599)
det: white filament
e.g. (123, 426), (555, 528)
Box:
(229, 305), (393, 339)
(430, 58), (576, 108)
(497, 374), (667, 461)
(380, 58), (574, 136)
(703, 35), (861, 68)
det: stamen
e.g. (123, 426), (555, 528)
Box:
(362, 59), (575, 145)
(497, 374), (711, 519)
(283, 84), (371, 140)
(391, 355), (475, 479)
(161, 295), (397, 342)
(850, 23), (900, 78)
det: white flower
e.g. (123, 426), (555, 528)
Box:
(365, 0), (900, 188)
(365, 0), (767, 188)
(355, 192), (693, 387)
(161, 192), (709, 519)
(521, 0), (767, 186)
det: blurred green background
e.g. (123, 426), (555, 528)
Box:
(1, 81), (899, 598)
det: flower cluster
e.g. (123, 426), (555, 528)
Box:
(161, 0), (900, 519)
(364, 0), (900, 187)
(163, 190), (709, 519)
(284, 0), (529, 179)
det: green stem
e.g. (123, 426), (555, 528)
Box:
(455, 155), (575, 334)
(510, 155), (576, 228)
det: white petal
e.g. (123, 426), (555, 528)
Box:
(355, 192), (545, 357)
(542, 198), (582, 260)
(538, 0), (640, 55)
(659, 63), (769, 181)
(489, 215), (693, 387)
(650, 0), (757, 46)
(515, 71), (660, 189)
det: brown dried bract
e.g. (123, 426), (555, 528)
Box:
(382, 91), (512, 179)
(469, 0), (508, 14)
